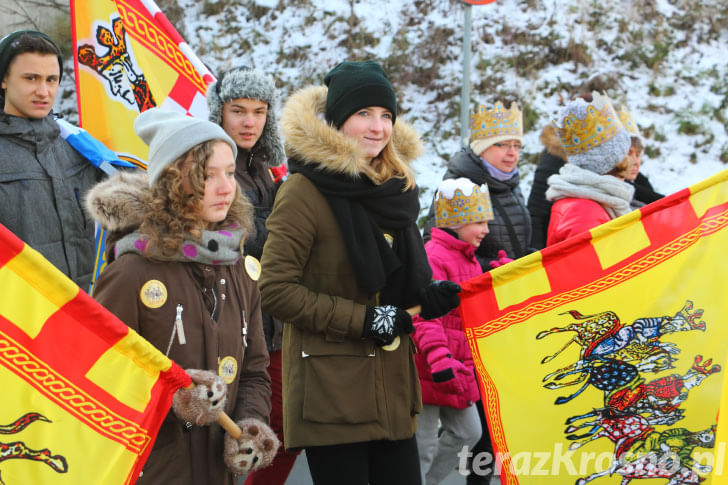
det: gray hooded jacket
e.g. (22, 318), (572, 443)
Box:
(0, 112), (100, 289)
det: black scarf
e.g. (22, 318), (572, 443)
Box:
(289, 159), (432, 307)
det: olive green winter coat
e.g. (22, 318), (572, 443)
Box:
(259, 86), (425, 450)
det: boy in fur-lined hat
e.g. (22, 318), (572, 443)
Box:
(206, 66), (295, 485)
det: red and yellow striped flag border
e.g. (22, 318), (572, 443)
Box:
(0, 223), (191, 484)
(460, 169), (728, 484)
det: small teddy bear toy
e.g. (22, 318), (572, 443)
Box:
(171, 369), (228, 425)
(224, 418), (280, 475)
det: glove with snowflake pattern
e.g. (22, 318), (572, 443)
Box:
(361, 305), (413, 346)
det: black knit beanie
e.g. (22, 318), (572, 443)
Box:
(0, 31), (63, 85)
(324, 60), (397, 129)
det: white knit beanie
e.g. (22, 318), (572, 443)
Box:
(134, 108), (238, 186)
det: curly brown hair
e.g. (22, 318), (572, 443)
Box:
(138, 140), (252, 257)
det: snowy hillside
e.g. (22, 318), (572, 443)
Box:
(58, 0), (728, 219)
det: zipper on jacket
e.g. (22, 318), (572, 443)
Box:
(242, 311), (248, 348)
(164, 304), (186, 356)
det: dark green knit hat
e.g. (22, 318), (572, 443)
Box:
(0, 31), (63, 86)
(324, 60), (397, 129)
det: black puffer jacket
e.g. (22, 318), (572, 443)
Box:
(630, 172), (664, 206)
(423, 147), (532, 270)
(527, 124), (566, 250)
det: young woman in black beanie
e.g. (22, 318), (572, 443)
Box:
(258, 61), (461, 485)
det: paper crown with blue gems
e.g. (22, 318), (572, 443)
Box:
(469, 101), (523, 155)
(617, 104), (641, 138)
(552, 92), (630, 174)
(434, 178), (494, 228)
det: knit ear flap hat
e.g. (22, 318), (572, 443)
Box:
(323, 60), (397, 129)
(434, 177), (494, 228)
(206, 66), (285, 165)
(134, 108), (238, 186)
(0, 30), (63, 85)
(552, 92), (630, 175)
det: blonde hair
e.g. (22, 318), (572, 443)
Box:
(138, 140), (252, 257)
(363, 141), (417, 190)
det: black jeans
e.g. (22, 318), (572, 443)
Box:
(305, 436), (422, 485)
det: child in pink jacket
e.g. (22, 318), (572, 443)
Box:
(414, 177), (510, 484)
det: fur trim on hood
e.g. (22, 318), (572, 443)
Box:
(207, 68), (286, 166)
(540, 123), (567, 160)
(280, 85), (423, 183)
(85, 171), (253, 234)
(85, 171), (151, 232)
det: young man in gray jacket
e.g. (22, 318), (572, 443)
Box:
(0, 30), (101, 289)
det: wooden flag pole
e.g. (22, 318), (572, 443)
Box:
(181, 384), (242, 439)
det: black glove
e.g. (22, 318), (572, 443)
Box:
(418, 280), (462, 320)
(362, 305), (413, 346)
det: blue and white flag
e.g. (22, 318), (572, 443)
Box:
(56, 118), (135, 175)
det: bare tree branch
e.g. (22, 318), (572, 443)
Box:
(0, 0), (69, 30)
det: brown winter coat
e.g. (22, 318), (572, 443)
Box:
(87, 172), (271, 485)
(235, 148), (284, 352)
(259, 86), (424, 450)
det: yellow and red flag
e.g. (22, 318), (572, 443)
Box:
(0, 223), (192, 484)
(460, 169), (728, 484)
(70, 0), (215, 290)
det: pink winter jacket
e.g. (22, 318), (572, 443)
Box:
(413, 227), (481, 409)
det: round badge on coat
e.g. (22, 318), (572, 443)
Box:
(139, 280), (167, 308)
(218, 356), (238, 384)
(244, 255), (261, 281)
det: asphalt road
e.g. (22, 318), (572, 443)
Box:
(239, 452), (500, 484)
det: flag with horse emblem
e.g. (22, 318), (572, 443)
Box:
(0, 223), (192, 484)
(459, 169), (728, 484)
(70, 0), (215, 291)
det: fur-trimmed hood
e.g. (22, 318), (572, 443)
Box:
(540, 123), (567, 160)
(280, 85), (423, 181)
(85, 171), (151, 232)
(85, 171), (253, 234)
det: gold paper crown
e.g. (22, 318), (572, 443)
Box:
(470, 102), (523, 141)
(435, 184), (494, 228)
(617, 105), (640, 136)
(553, 92), (625, 157)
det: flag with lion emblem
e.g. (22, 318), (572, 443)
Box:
(460, 169), (728, 484)
(70, 0), (214, 290)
